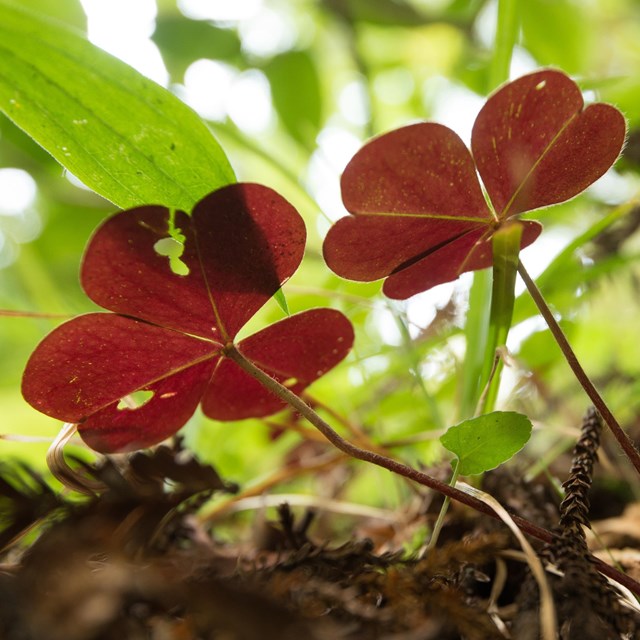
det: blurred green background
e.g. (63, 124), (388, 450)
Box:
(1, 0), (640, 517)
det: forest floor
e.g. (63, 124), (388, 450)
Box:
(1, 411), (640, 640)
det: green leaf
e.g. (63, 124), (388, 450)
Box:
(273, 287), (290, 316)
(521, 0), (593, 74)
(326, 0), (427, 26)
(152, 17), (242, 81)
(264, 50), (323, 149)
(21, 0), (86, 32)
(0, 1), (235, 212)
(440, 411), (532, 475)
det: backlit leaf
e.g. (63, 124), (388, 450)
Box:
(22, 184), (354, 453)
(81, 183), (306, 341)
(152, 17), (242, 81)
(323, 69), (626, 299)
(264, 50), (323, 149)
(471, 70), (626, 216)
(0, 0), (235, 212)
(440, 411), (532, 475)
(203, 309), (354, 420)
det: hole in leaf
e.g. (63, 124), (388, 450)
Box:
(535, 80), (546, 90)
(153, 237), (190, 276)
(117, 389), (155, 410)
(282, 377), (298, 388)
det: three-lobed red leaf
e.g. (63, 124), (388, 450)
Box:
(323, 69), (627, 299)
(22, 183), (354, 453)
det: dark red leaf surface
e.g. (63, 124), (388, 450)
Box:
(22, 313), (218, 422)
(323, 69), (626, 299)
(22, 184), (354, 453)
(203, 309), (354, 420)
(82, 184), (306, 341)
(472, 70), (627, 216)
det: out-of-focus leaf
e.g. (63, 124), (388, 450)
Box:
(0, 114), (58, 168)
(324, 0), (428, 26)
(602, 79), (640, 129)
(0, 1), (235, 212)
(521, 0), (593, 74)
(444, 0), (484, 21)
(440, 411), (532, 475)
(153, 17), (242, 80)
(264, 50), (323, 150)
(518, 324), (575, 372)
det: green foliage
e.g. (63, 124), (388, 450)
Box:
(0, 0), (235, 212)
(264, 50), (323, 150)
(0, 0), (639, 505)
(152, 17), (242, 81)
(521, 0), (594, 73)
(19, 0), (85, 31)
(440, 411), (533, 475)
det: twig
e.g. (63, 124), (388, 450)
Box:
(223, 344), (640, 596)
(517, 259), (640, 477)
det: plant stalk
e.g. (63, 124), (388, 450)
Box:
(488, 0), (519, 90)
(423, 460), (460, 555)
(480, 223), (523, 413)
(224, 344), (640, 596)
(461, 0), (520, 418)
(517, 260), (640, 476)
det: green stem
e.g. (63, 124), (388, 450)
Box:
(424, 460), (460, 554)
(460, 269), (492, 418)
(480, 223), (523, 413)
(517, 259), (640, 477)
(224, 344), (640, 596)
(443, 226), (520, 546)
(488, 0), (520, 90)
(461, 0), (520, 418)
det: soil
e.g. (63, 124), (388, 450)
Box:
(1, 411), (640, 640)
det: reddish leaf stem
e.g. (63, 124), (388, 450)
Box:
(225, 344), (640, 596)
(517, 260), (640, 477)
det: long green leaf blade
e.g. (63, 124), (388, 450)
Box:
(0, 1), (235, 211)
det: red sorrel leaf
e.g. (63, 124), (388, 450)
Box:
(340, 123), (491, 219)
(202, 309), (354, 420)
(80, 360), (214, 453)
(23, 184), (354, 453)
(323, 123), (494, 287)
(472, 69), (627, 217)
(381, 220), (542, 299)
(323, 69), (626, 299)
(190, 184), (306, 339)
(21, 313), (218, 421)
(82, 183), (306, 342)
(324, 216), (484, 283)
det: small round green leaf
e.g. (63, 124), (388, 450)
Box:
(440, 411), (532, 475)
